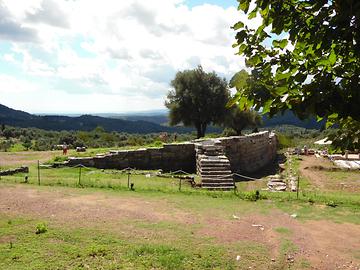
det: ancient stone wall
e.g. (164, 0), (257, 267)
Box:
(67, 143), (196, 172)
(0, 166), (29, 176)
(219, 131), (277, 173)
(66, 132), (277, 174)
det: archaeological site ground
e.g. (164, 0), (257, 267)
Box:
(0, 132), (359, 270)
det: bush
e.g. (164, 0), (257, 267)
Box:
(243, 190), (264, 201)
(35, 222), (47, 234)
(276, 132), (294, 149)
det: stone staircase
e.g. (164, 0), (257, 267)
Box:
(195, 141), (234, 190)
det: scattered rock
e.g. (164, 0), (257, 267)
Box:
(287, 255), (295, 263)
(267, 175), (287, 192)
(252, 224), (265, 230)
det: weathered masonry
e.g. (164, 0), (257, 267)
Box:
(67, 131), (277, 189)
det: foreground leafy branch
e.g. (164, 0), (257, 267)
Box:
(232, 0), (360, 150)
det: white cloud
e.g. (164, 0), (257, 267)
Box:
(0, 0), (249, 113)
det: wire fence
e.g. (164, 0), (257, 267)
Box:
(1, 161), (359, 207)
(0, 161), (198, 193)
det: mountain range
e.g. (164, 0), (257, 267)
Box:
(0, 103), (322, 133)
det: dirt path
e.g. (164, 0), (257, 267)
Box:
(299, 155), (360, 192)
(0, 185), (359, 269)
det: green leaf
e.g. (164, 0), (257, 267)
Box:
(239, 0), (250, 13)
(235, 30), (247, 43)
(328, 50), (336, 66)
(272, 39), (288, 49)
(294, 73), (307, 83)
(238, 44), (247, 54)
(248, 9), (257, 19)
(233, 21), (244, 30)
(274, 86), (288, 95)
(262, 100), (272, 113)
(248, 55), (262, 66)
(275, 72), (292, 81)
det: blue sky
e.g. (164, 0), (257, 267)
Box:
(0, 0), (251, 114)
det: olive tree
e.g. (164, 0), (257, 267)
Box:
(165, 66), (230, 138)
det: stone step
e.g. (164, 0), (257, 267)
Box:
(202, 181), (234, 185)
(200, 167), (231, 172)
(201, 155), (228, 159)
(201, 173), (233, 178)
(200, 165), (230, 169)
(200, 160), (230, 165)
(201, 175), (234, 181)
(202, 186), (234, 190)
(200, 170), (233, 175)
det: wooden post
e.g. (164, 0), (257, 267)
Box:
(179, 178), (182, 191)
(233, 178), (237, 195)
(37, 160), (40, 185)
(78, 166), (82, 186)
(296, 175), (300, 199)
(127, 170), (130, 189)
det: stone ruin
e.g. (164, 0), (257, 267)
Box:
(0, 166), (29, 176)
(66, 131), (277, 190)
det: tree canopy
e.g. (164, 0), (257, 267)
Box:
(224, 107), (262, 135)
(165, 66), (230, 138)
(232, 0), (360, 150)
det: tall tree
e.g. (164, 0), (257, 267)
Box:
(165, 66), (230, 138)
(232, 0), (360, 150)
(224, 107), (262, 135)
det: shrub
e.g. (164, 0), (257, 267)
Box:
(35, 222), (48, 234)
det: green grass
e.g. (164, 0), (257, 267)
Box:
(1, 163), (360, 226)
(0, 215), (273, 270)
(9, 143), (26, 152)
(274, 227), (292, 236)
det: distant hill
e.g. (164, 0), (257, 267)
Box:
(106, 110), (324, 130)
(0, 103), (322, 134)
(262, 111), (323, 129)
(97, 114), (169, 126)
(0, 104), (190, 134)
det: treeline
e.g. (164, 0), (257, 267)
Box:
(0, 125), (195, 152)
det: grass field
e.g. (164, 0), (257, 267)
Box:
(0, 150), (360, 269)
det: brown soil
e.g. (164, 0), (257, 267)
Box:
(0, 150), (62, 167)
(0, 185), (359, 269)
(299, 155), (360, 192)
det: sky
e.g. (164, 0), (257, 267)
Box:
(0, 0), (256, 114)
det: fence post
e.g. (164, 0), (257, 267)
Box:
(78, 165), (82, 186)
(127, 169), (130, 189)
(37, 160), (40, 185)
(233, 177), (237, 195)
(296, 175), (300, 199)
(179, 178), (182, 191)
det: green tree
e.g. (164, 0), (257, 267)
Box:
(232, 0), (360, 150)
(224, 107), (262, 135)
(22, 137), (32, 150)
(165, 66), (230, 138)
(0, 140), (12, 152)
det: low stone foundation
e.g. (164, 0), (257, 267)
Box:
(67, 143), (196, 172)
(65, 131), (277, 188)
(0, 166), (29, 176)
